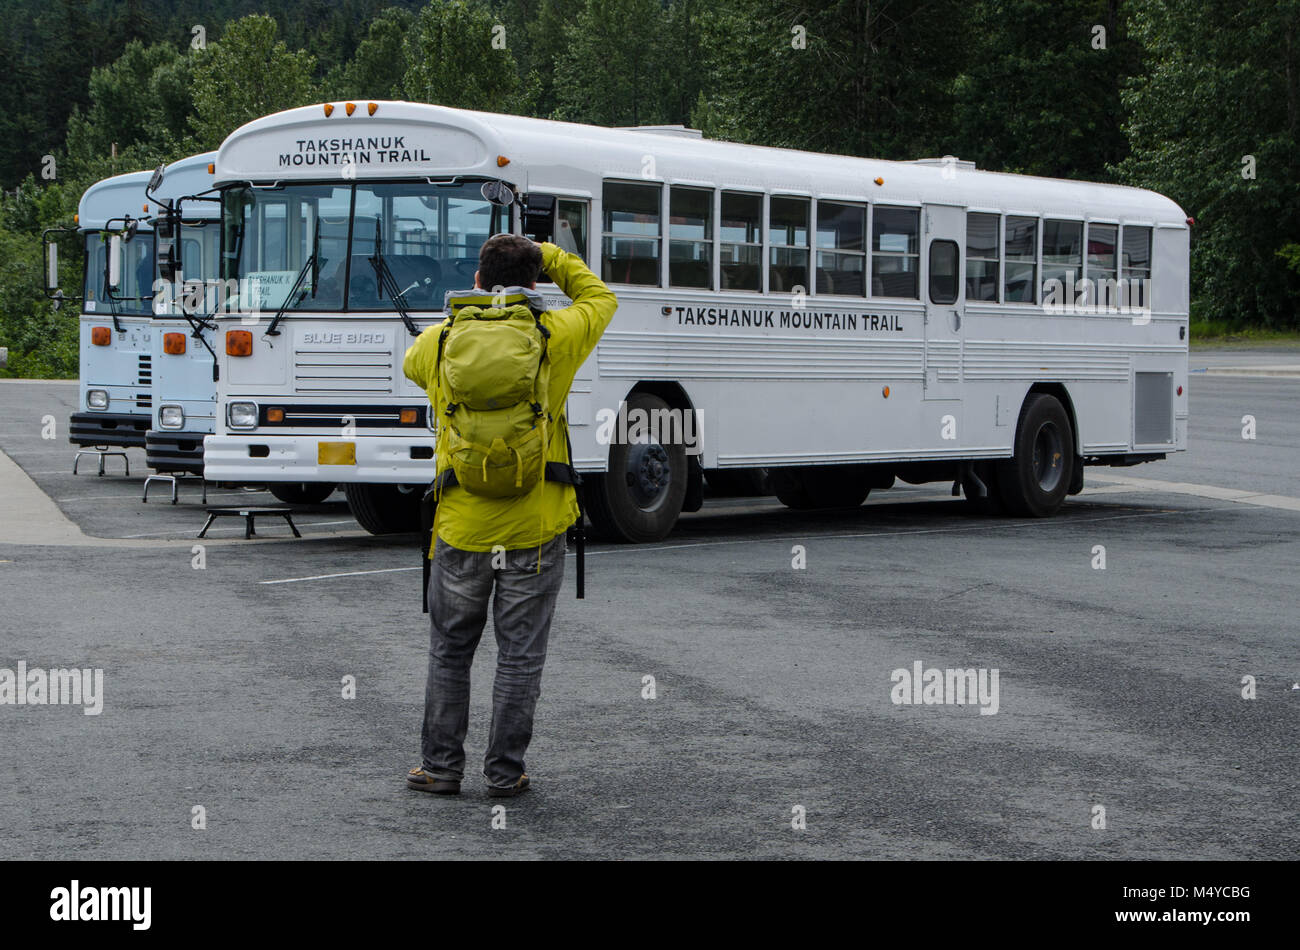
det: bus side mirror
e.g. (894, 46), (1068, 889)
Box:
(156, 214), (180, 283)
(45, 241), (58, 293)
(41, 228), (69, 309)
(107, 234), (123, 290)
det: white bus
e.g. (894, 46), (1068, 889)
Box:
(51, 170), (157, 454)
(203, 101), (1188, 540)
(142, 152), (220, 482)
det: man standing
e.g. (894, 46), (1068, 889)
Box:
(403, 234), (616, 797)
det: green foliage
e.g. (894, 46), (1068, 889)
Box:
(327, 6), (415, 101)
(1115, 0), (1300, 329)
(189, 15), (319, 148)
(950, 0), (1140, 179)
(403, 1), (523, 113)
(693, 0), (974, 159)
(552, 0), (669, 127)
(0, 181), (80, 378)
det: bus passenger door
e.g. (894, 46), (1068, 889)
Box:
(922, 203), (964, 403)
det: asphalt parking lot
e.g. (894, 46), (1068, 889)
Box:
(1, 352), (1297, 859)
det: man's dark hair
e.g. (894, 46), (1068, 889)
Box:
(478, 233), (543, 290)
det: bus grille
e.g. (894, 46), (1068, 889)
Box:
(293, 348), (394, 394)
(137, 354), (152, 385)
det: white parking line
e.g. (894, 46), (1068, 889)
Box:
(261, 565), (420, 584)
(258, 504), (1236, 585)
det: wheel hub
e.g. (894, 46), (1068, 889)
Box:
(1032, 422), (1064, 493)
(626, 441), (671, 507)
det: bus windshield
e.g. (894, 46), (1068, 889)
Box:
(83, 231), (155, 316)
(220, 180), (509, 314)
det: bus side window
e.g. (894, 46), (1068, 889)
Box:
(1086, 223), (1118, 309)
(872, 206), (919, 298)
(928, 240), (959, 304)
(524, 195), (589, 280)
(602, 181), (661, 286)
(720, 191), (761, 291)
(1003, 215), (1038, 303)
(966, 212), (999, 301)
(1122, 225), (1152, 309)
(816, 201), (866, 296)
(769, 196), (809, 293)
(1042, 219), (1082, 307)
(669, 186), (713, 289)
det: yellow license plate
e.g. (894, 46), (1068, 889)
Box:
(317, 441), (356, 465)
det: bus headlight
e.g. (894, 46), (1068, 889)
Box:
(87, 389), (108, 410)
(159, 405), (185, 429)
(227, 401), (258, 430)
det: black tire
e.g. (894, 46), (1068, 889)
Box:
(269, 482), (336, 506)
(343, 483), (421, 534)
(704, 467), (772, 497)
(771, 465), (871, 510)
(995, 394), (1075, 517)
(584, 392), (688, 543)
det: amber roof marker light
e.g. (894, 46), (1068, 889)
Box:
(345, 102), (356, 116)
(368, 102), (378, 115)
(323, 103), (334, 117)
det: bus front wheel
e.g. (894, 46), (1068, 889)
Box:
(996, 394), (1074, 517)
(269, 482), (337, 506)
(344, 483), (421, 535)
(584, 392), (688, 543)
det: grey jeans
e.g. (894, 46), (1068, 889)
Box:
(421, 533), (566, 787)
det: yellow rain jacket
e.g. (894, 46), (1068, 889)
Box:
(403, 242), (617, 553)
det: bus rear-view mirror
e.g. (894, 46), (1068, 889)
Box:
(107, 234), (122, 289)
(481, 180), (514, 206)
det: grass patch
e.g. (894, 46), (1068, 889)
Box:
(1190, 319), (1300, 347)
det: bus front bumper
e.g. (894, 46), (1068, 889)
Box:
(202, 433), (437, 484)
(69, 412), (150, 448)
(145, 430), (208, 475)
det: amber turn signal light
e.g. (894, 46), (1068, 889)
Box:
(163, 332), (186, 355)
(226, 329), (253, 357)
(90, 326), (112, 346)
(266, 407), (285, 423)
(400, 408), (418, 424)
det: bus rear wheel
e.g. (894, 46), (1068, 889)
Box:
(995, 394), (1074, 517)
(771, 466), (871, 510)
(584, 392), (687, 543)
(269, 482), (336, 506)
(704, 467), (772, 497)
(344, 483), (421, 535)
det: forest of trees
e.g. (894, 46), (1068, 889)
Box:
(1, 0), (1296, 376)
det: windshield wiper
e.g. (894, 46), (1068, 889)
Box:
(265, 219), (320, 337)
(369, 220), (419, 336)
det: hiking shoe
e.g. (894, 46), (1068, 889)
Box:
(407, 767), (461, 794)
(487, 774), (531, 798)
